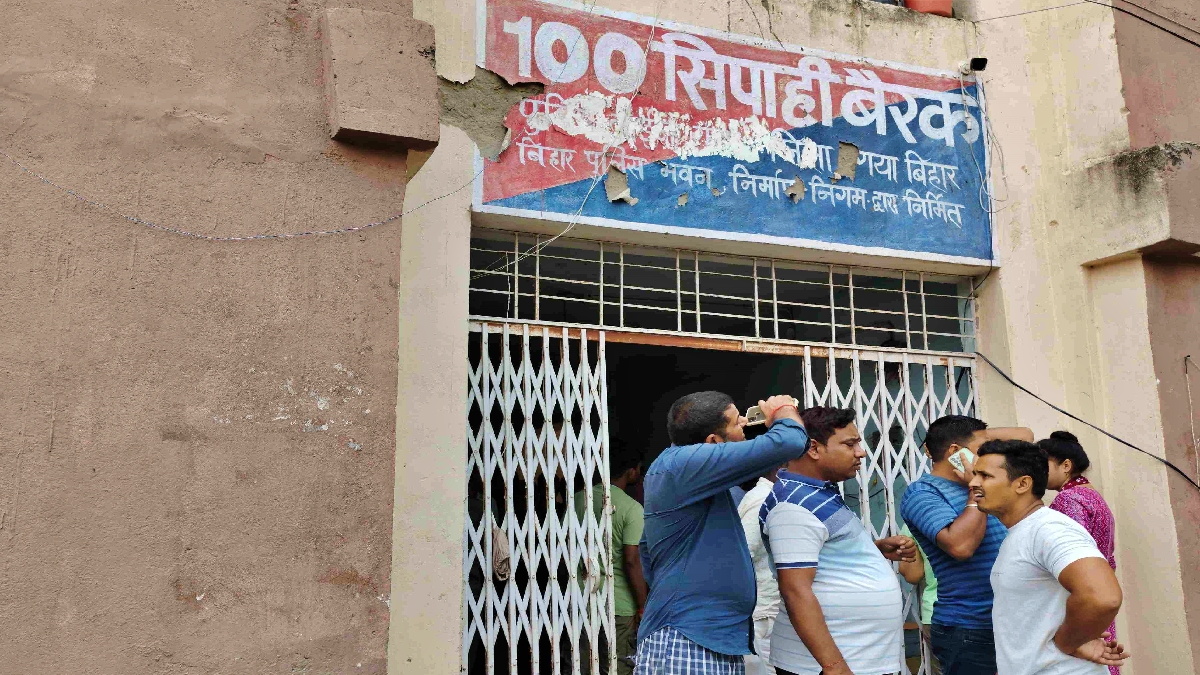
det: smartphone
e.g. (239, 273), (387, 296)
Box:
(948, 448), (976, 472)
(745, 397), (800, 426)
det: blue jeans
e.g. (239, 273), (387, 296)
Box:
(930, 624), (997, 675)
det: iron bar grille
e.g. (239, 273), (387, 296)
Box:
(469, 228), (977, 354)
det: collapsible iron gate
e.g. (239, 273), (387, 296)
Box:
(464, 320), (977, 675)
(465, 322), (614, 675)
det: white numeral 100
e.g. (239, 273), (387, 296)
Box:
(502, 16), (647, 94)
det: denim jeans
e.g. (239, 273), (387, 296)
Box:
(930, 624), (997, 675)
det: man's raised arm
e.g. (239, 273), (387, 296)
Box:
(668, 396), (806, 506)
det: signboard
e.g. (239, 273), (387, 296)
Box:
(473, 0), (993, 264)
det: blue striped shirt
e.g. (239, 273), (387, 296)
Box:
(899, 474), (1007, 629)
(759, 470), (903, 675)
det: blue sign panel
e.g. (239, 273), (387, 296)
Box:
(477, 0), (992, 264)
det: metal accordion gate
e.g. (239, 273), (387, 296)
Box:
(464, 320), (978, 675)
(464, 322), (615, 675)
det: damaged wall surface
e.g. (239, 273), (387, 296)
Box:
(0, 0), (435, 672)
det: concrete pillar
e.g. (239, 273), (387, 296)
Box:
(413, 0), (477, 83)
(1086, 257), (1195, 675)
(1141, 256), (1200, 670)
(389, 125), (475, 675)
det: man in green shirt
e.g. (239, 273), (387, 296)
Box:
(900, 522), (940, 675)
(576, 444), (650, 675)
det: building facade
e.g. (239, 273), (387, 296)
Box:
(1, 1), (1197, 674)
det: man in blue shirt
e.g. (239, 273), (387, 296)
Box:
(635, 392), (808, 675)
(899, 415), (1032, 675)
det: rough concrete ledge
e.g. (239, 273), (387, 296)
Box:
(1112, 142), (1199, 195)
(1072, 143), (1200, 263)
(323, 7), (439, 150)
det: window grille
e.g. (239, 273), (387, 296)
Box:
(468, 228), (977, 355)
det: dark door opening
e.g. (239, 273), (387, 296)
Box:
(603, 339), (905, 524)
(605, 341), (805, 478)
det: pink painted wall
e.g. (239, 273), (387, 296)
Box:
(1144, 255), (1200, 670)
(1114, 1), (1200, 148)
(0, 0), (420, 672)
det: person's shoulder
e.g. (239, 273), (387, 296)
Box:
(612, 490), (644, 529)
(765, 475), (793, 505)
(906, 476), (934, 490)
(738, 481), (773, 517)
(772, 474), (826, 506)
(1037, 506), (1089, 531)
(610, 485), (639, 507)
(900, 477), (938, 506)
(754, 476), (776, 494)
(1048, 489), (1071, 509)
(1021, 508), (1103, 571)
(1025, 507), (1091, 544)
(1050, 487), (1088, 507)
(645, 445), (681, 473)
(765, 500), (826, 529)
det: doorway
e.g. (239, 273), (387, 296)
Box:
(463, 321), (974, 675)
(603, 341), (805, 500)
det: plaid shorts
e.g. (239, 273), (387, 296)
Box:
(634, 626), (745, 675)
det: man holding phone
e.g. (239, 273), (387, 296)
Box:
(635, 393), (808, 675)
(898, 415), (1033, 675)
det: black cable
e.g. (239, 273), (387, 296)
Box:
(970, 267), (995, 300)
(1081, 0), (1200, 50)
(975, 1), (1200, 50)
(1103, 0), (1200, 37)
(974, 350), (1200, 492)
(975, 2), (1089, 22)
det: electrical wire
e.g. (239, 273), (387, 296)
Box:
(975, 1), (1091, 22)
(0, 145), (483, 242)
(1104, 0), (1200, 33)
(974, 0), (1200, 51)
(974, 350), (1200, 492)
(958, 73), (1010, 218)
(12, 0), (1195, 249)
(1186, 355), (1199, 480)
(0, 0), (598, 244)
(969, 266), (995, 300)
(465, 0), (620, 281)
(1082, 0), (1200, 48)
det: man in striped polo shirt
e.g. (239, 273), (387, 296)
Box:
(899, 415), (1033, 675)
(760, 406), (917, 675)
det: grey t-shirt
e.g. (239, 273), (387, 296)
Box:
(991, 507), (1108, 675)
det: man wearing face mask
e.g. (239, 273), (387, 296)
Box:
(898, 415), (1033, 675)
(634, 392), (808, 675)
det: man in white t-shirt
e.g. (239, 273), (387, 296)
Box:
(739, 468), (781, 675)
(969, 440), (1129, 675)
(759, 407), (917, 675)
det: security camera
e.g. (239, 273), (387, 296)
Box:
(959, 57), (989, 74)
